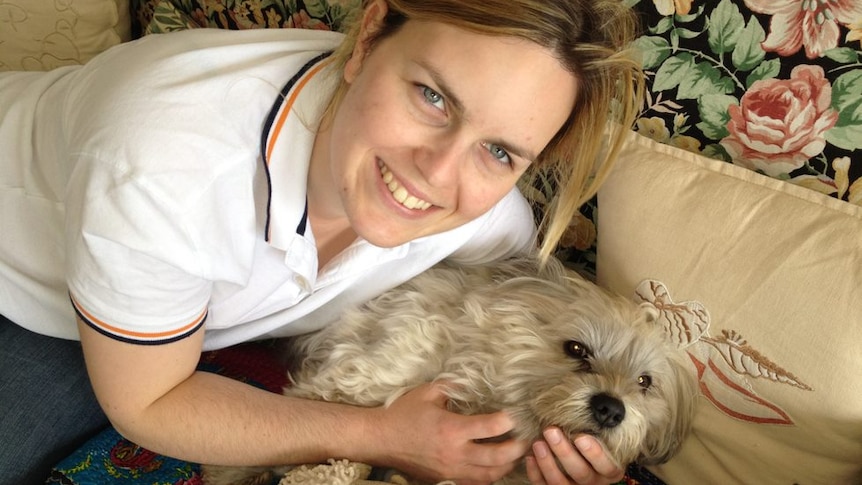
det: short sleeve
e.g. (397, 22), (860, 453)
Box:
(65, 155), (214, 345)
(68, 239), (211, 345)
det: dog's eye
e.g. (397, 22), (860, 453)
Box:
(563, 340), (590, 360)
(637, 375), (652, 389)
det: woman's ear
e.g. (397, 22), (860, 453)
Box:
(344, 0), (389, 83)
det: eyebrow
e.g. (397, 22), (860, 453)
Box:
(415, 59), (540, 163)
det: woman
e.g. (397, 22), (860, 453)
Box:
(0, 0), (642, 483)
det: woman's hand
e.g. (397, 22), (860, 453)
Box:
(525, 427), (625, 485)
(374, 381), (530, 485)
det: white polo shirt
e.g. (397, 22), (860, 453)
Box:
(0, 28), (536, 351)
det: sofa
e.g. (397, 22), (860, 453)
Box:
(3, 0), (861, 484)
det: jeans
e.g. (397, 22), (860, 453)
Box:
(0, 314), (108, 485)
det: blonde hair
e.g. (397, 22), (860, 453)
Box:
(325, 0), (644, 263)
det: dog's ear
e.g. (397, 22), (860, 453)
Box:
(637, 350), (698, 465)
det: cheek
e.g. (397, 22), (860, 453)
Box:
(456, 177), (518, 219)
(328, 94), (387, 179)
(458, 155), (529, 216)
(338, 71), (408, 141)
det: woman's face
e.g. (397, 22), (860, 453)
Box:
(312, 3), (578, 248)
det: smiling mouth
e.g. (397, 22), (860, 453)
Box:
(378, 161), (432, 211)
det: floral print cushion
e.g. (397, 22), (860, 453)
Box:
(634, 0), (861, 200)
(131, 0), (360, 36)
(547, 0), (862, 276)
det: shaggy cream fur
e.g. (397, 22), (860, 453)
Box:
(203, 257), (696, 485)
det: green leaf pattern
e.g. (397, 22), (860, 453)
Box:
(635, 0), (862, 203)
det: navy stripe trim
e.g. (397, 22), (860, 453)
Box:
(260, 51), (332, 239)
(71, 295), (206, 346)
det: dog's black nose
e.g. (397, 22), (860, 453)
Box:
(590, 393), (626, 429)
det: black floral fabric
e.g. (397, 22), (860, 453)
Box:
(131, 0), (360, 36)
(532, 0), (862, 276)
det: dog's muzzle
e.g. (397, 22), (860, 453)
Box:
(590, 393), (626, 428)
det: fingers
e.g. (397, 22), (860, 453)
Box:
(449, 437), (526, 485)
(422, 384), (526, 455)
(386, 384), (530, 483)
(450, 410), (529, 472)
(529, 438), (573, 485)
(456, 409), (518, 442)
(525, 454), (548, 485)
(469, 431), (529, 465)
(419, 424), (525, 485)
(526, 428), (624, 485)
(573, 435), (625, 482)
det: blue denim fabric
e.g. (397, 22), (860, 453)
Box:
(0, 315), (108, 485)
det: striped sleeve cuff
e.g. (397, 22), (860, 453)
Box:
(70, 294), (206, 345)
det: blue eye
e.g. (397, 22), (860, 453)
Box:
(422, 86), (445, 110)
(484, 143), (511, 165)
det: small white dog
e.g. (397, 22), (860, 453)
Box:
(203, 256), (696, 485)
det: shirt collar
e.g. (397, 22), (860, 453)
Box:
(260, 52), (335, 250)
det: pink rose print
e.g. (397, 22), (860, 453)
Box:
(721, 65), (838, 177)
(745, 0), (862, 59)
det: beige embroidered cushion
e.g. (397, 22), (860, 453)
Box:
(597, 131), (862, 483)
(0, 0), (130, 71)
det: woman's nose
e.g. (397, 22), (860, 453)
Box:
(414, 136), (464, 186)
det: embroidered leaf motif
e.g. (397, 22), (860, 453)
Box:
(689, 353), (796, 425)
(702, 330), (813, 391)
(634, 279), (813, 425)
(634, 280), (709, 348)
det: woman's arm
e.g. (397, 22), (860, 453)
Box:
(77, 319), (527, 483)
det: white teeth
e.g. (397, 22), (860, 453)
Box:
(378, 162), (432, 210)
(392, 186), (409, 203)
